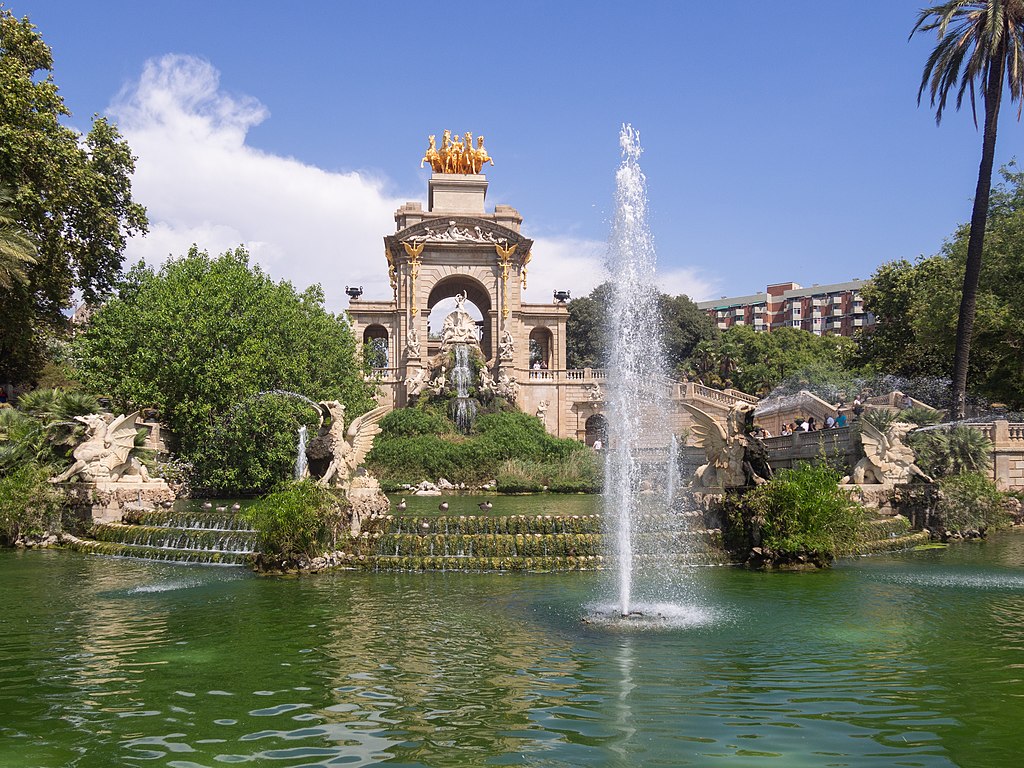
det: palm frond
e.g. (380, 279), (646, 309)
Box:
(912, 1), (1024, 124)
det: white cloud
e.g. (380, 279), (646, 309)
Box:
(111, 54), (404, 310)
(110, 54), (716, 313)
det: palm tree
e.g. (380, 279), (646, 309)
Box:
(911, 1), (1024, 419)
(0, 188), (36, 291)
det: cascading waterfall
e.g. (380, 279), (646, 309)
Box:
(294, 425), (308, 480)
(449, 344), (478, 433)
(596, 124), (694, 623)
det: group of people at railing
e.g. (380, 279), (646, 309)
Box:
(756, 412), (850, 439)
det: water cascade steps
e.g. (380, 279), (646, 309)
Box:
(334, 510), (731, 571)
(64, 509), (257, 566)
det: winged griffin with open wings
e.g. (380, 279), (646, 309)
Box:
(310, 401), (392, 488)
(50, 412), (150, 483)
(682, 401), (770, 489)
(843, 420), (932, 485)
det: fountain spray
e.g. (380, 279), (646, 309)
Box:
(603, 125), (673, 617)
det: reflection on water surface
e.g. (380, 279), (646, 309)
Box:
(2, 532), (1024, 766)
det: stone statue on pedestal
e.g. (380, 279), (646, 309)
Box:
(404, 327), (420, 359)
(499, 329), (515, 359)
(51, 412), (153, 484)
(683, 401), (770, 489)
(843, 421), (932, 486)
(441, 292), (478, 347)
(306, 401), (392, 489)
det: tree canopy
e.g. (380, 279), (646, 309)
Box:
(688, 324), (860, 396)
(857, 167), (1024, 410)
(73, 247), (376, 494)
(566, 282), (718, 373)
(911, 1), (1024, 417)
(0, 8), (147, 383)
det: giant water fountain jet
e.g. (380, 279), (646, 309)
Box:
(592, 125), (700, 625)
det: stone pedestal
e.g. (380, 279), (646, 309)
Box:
(61, 480), (175, 524)
(428, 173), (487, 213)
(347, 475), (390, 535)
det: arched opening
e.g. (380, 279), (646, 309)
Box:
(363, 324), (389, 369)
(529, 327), (553, 370)
(585, 413), (608, 448)
(426, 275), (493, 357)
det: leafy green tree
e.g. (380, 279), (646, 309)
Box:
(658, 292), (720, 373)
(911, 1), (1024, 418)
(854, 258), (948, 380)
(566, 282), (718, 373)
(566, 283), (614, 368)
(858, 167), (1024, 409)
(690, 325), (859, 396)
(73, 247), (375, 494)
(0, 9), (147, 384)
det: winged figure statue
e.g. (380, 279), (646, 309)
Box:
(306, 401), (392, 488)
(682, 401), (769, 489)
(51, 412), (150, 483)
(843, 420), (932, 485)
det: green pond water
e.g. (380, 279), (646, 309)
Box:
(3, 532), (1024, 767)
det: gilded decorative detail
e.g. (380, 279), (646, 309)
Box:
(421, 131), (494, 175)
(522, 249), (532, 290)
(403, 241), (425, 316)
(384, 247), (397, 300)
(495, 242), (517, 320)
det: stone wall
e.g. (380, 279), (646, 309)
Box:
(974, 421), (1024, 491)
(759, 421), (1024, 491)
(761, 427), (857, 473)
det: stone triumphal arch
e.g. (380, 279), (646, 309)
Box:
(346, 133), (754, 441)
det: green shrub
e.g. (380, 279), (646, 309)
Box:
(368, 408), (594, 489)
(242, 480), (346, 559)
(0, 464), (64, 545)
(193, 395), (322, 496)
(0, 388), (99, 473)
(907, 425), (992, 478)
(377, 406), (453, 438)
(895, 406), (942, 426)
(935, 472), (1005, 533)
(728, 462), (863, 565)
(861, 408), (897, 433)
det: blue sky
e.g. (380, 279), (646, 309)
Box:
(10, 1), (1021, 309)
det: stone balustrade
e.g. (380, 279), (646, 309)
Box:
(529, 368), (608, 382)
(979, 421), (1024, 490)
(761, 427), (857, 472)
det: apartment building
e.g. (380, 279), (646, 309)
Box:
(695, 280), (874, 337)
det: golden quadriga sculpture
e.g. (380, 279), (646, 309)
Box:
(421, 130), (493, 174)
